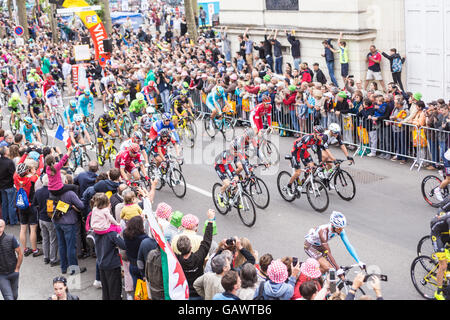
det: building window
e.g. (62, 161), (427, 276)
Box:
(265, 0), (299, 11)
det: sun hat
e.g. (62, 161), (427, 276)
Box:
(413, 92), (422, 101)
(267, 259), (289, 284)
(170, 211), (184, 228)
(300, 258), (322, 279)
(155, 202), (172, 220)
(181, 214), (199, 230)
(337, 91), (347, 98)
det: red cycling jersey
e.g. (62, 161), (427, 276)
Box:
(115, 150), (143, 173)
(252, 103), (272, 132)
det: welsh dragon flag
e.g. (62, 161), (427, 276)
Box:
(143, 198), (189, 300)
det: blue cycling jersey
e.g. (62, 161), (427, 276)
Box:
(21, 123), (38, 143)
(206, 91), (226, 107)
(77, 95), (94, 117)
(63, 107), (77, 125)
(152, 120), (179, 143)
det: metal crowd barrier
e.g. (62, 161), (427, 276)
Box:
(188, 88), (449, 171)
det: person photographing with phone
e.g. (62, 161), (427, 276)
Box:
(304, 211), (365, 278)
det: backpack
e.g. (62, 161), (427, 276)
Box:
(392, 57), (402, 73)
(16, 187), (29, 210)
(47, 193), (71, 220)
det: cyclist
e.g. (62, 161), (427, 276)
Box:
(283, 125), (326, 196)
(434, 149), (450, 202)
(100, 70), (116, 110)
(129, 92), (147, 124)
(214, 149), (240, 208)
(120, 130), (149, 165)
(304, 211), (365, 275)
(229, 128), (259, 177)
(27, 68), (42, 84)
(42, 74), (56, 97)
(21, 117), (42, 144)
(96, 110), (122, 164)
(321, 123), (354, 177)
(63, 99), (79, 127)
(77, 89), (95, 120)
(172, 89), (195, 120)
(430, 200), (450, 300)
(69, 114), (93, 152)
(115, 143), (149, 182)
(149, 112), (179, 143)
(5, 74), (17, 94)
(149, 128), (181, 170)
(25, 77), (40, 104)
(0, 68), (8, 89)
(141, 80), (159, 105)
(112, 86), (129, 115)
(28, 90), (45, 127)
(206, 86), (228, 130)
(8, 92), (23, 127)
(250, 94), (273, 136)
(140, 106), (158, 138)
(45, 84), (62, 117)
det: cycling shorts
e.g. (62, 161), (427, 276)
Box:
(431, 232), (450, 260)
(97, 128), (114, 141)
(215, 164), (234, 181)
(206, 98), (221, 113)
(114, 158), (137, 175)
(304, 241), (325, 260)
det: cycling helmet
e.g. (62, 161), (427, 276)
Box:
(182, 81), (189, 89)
(146, 106), (155, 114)
(216, 86), (224, 97)
(17, 163), (29, 176)
(136, 93), (145, 101)
(180, 89), (188, 96)
(243, 128), (256, 140)
(159, 128), (170, 138)
(24, 116), (33, 125)
(313, 125), (325, 134)
(84, 89), (90, 96)
(30, 68), (36, 74)
(330, 211), (347, 229)
(117, 86), (124, 92)
(132, 131), (143, 141)
(329, 123), (341, 134)
(230, 140), (239, 152)
(148, 80), (156, 87)
(129, 143), (140, 154)
(261, 95), (271, 104)
(74, 114), (83, 122)
(69, 99), (77, 108)
(108, 110), (116, 119)
(36, 91), (43, 98)
(161, 113), (171, 121)
(11, 92), (20, 100)
(142, 117), (152, 130)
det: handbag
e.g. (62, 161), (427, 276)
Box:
(134, 279), (150, 300)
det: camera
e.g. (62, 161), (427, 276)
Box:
(329, 268), (337, 293)
(225, 238), (235, 246)
(158, 69), (164, 75)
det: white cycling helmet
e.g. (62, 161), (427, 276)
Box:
(74, 114), (83, 122)
(146, 106), (155, 114)
(445, 149), (450, 162)
(329, 123), (341, 134)
(330, 211), (347, 229)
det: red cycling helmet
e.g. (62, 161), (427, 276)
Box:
(262, 95), (271, 104)
(149, 81), (156, 87)
(129, 143), (140, 154)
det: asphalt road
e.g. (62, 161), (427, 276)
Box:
(2, 95), (437, 300)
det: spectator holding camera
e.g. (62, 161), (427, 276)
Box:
(345, 272), (384, 300)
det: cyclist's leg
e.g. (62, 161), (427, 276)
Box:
(432, 233), (449, 296)
(304, 241), (333, 274)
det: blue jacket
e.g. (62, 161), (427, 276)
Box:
(254, 277), (296, 300)
(213, 292), (241, 300)
(74, 171), (98, 197)
(374, 103), (387, 118)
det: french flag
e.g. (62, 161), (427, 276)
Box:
(55, 125), (71, 149)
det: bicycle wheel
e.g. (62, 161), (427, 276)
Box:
(107, 146), (118, 166)
(410, 255), (440, 300)
(56, 113), (64, 127)
(305, 179), (329, 212)
(204, 116), (216, 138)
(184, 124), (195, 148)
(333, 170), (356, 201)
(222, 118), (235, 142)
(9, 116), (19, 134)
(249, 177), (270, 209)
(421, 175), (448, 208)
(45, 114), (55, 130)
(148, 163), (164, 190)
(188, 119), (198, 139)
(122, 115), (133, 137)
(212, 183), (229, 215)
(277, 171), (296, 202)
(237, 192), (257, 227)
(168, 168), (186, 198)
(39, 126), (48, 145)
(416, 235), (437, 264)
(261, 140), (280, 165)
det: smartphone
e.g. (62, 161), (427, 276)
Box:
(329, 268), (336, 293)
(292, 257), (298, 266)
(364, 274), (388, 282)
(348, 75), (354, 78)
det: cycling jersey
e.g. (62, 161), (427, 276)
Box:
(114, 92), (127, 105)
(322, 130), (344, 149)
(69, 123), (86, 139)
(63, 107), (78, 125)
(46, 86), (61, 107)
(140, 114), (158, 132)
(29, 98), (44, 115)
(251, 103), (272, 132)
(291, 134), (323, 167)
(8, 97), (22, 110)
(21, 123), (39, 143)
(119, 139), (145, 153)
(149, 120), (179, 142)
(150, 135), (176, 157)
(171, 95), (189, 114)
(77, 94), (95, 117)
(129, 99), (146, 114)
(304, 223), (361, 263)
(95, 115), (116, 138)
(206, 90), (226, 112)
(141, 85), (158, 96)
(430, 210), (450, 259)
(25, 82), (40, 99)
(115, 150), (143, 174)
(214, 150), (235, 181)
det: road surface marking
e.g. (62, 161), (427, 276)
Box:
(186, 183), (212, 198)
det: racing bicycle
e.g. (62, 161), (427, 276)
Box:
(97, 136), (118, 167)
(69, 143), (94, 172)
(421, 165), (448, 207)
(148, 153), (186, 198)
(240, 163), (270, 210)
(204, 113), (235, 142)
(315, 160), (356, 201)
(212, 179), (257, 227)
(277, 156), (329, 212)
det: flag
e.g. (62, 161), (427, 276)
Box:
(143, 198), (189, 300)
(55, 125), (71, 149)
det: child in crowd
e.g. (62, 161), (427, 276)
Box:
(120, 191), (143, 222)
(90, 193), (121, 234)
(45, 146), (77, 196)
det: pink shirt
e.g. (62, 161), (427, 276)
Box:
(46, 154), (68, 191)
(91, 207), (120, 232)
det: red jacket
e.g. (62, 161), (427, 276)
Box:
(13, 153), (44, 198)
(301, 70), (312, 83)
(283, 92), (297, 111)
(244, 85), (260, 95)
